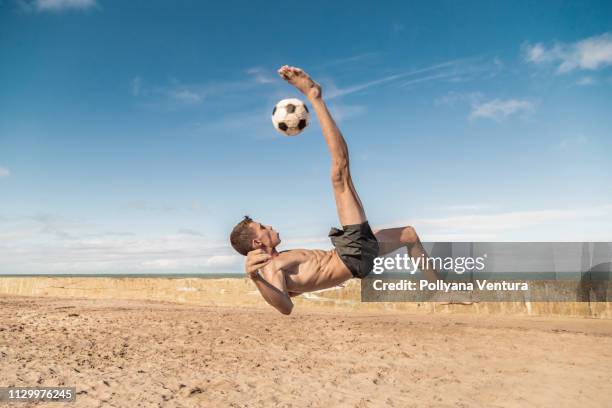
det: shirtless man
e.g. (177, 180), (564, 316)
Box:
(230, 65), (438, 315)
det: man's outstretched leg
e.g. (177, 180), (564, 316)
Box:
(278, 65), (366, 227)
(373, 226), (440, 282)
(279, 65), (379, 280)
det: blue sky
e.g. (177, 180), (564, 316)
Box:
(1, 0), (611, 274)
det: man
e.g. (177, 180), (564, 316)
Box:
(230, 65), (438, 315)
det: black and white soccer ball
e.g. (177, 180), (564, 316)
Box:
(271, 98), (310, 136)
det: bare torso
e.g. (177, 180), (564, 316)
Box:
(262, 248), (353, 294)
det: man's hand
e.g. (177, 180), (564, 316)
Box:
(244, 249), (271, 279)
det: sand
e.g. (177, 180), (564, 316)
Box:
(1, 296), (611, 407)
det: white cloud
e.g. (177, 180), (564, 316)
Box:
(523, 32), (612, 73)
(205, 255), (242, 268)
(325, 73), (404, 99)
(325, 57), (484, 99)
(434, 91), (484, 107)
(246, 67), (275, 84)
(524, 43), (547, 63)
(135, 74), (271, 110)
(559, 135), (588, 150)
(436, 92), (535, 122)
(122, 200), (177, 213)
(493, 57), (504, 70)
(469, 98), (536, 121)
(387, 205), (612, 241)
(0, 167), (10, 177)
(326, 103), (366, 122)
(196, 109), (270, 135)
(132, 80), (209, 109)
(168, 88), (202, 103)
(399, 72), (462, 87)
(177, 228), (204, 237)
(0, 214), (237, 274)
(442, 204), (492, 212)
(283, 236), (331, 248)
(416, 209), (582, 231)
(131, 76), (141, 96)
(141, 259), (180, 269)
(1, 203), (612, 273)
(576, 76), (596, 86)
(315, 52), (380, 69)
(391, 23), (405, 33)
(33, 0), (98, 12)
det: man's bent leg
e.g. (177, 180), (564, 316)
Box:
(373, 226), (440, 282)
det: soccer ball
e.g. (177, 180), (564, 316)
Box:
(271, 98), (310, 136)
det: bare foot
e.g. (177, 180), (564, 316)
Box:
(277, 65), (322, 100)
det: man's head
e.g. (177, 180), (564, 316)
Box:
(230, 216), (281, 256)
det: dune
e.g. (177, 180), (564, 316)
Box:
(0, 276), (610, 318)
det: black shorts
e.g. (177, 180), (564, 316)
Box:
(329, 221), (379, 279)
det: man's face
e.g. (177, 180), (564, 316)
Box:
(251, 221), (281, 250)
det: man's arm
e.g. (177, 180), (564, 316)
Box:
(245, 251), (293, 315)
(250, 269), (293, 315)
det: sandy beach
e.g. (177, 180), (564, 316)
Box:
(1, 295), (611, 407)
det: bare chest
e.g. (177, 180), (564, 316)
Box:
(281, 249), (351, 292)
